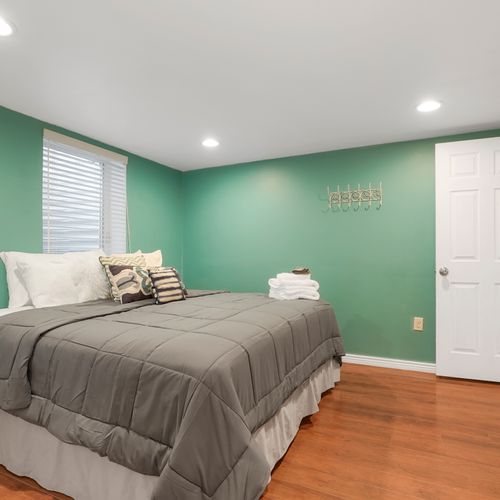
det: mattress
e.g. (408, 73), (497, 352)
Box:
(0, 293), (344, 499)
(0, 306), (33, 317)
(0, 359), (340, 500)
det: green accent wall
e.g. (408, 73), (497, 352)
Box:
(2, 103), (500, 363)
(0, 105), (183, 308)
(182, 129), (500, 363)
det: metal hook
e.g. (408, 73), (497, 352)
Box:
(324, 181), (383, 212)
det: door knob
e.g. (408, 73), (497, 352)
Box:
(439, 267), (449, 276)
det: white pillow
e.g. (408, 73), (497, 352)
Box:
(0, 251), (46, 307)
(0, 250), (110, 307)
(17, 260), (81, 308)
(65, 250), (110, 302)
(141, 250), (163, 267)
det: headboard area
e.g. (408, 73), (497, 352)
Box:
(0, 106), (184, 312)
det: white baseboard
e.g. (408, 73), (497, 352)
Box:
(343, 353), (436, 373)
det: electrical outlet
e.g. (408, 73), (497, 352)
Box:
(413, 317), (424, 332)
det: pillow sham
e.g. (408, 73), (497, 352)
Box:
(141, 250), (163, 267)
(100, 254), (147, 301)
(67, 250), (110, 302)
(0, 250), (108, 308)
(149, 267), (186, 304)
(0, 251), (33, 307)
(106, 265), (153, 304)
(17, 259), (81, 308)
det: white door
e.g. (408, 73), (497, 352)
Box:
(436, 137), (500, 382)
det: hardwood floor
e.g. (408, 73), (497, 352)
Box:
(0, 465), (69, 500)
(1, 363), (500, 499)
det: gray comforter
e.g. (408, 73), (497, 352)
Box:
(0, 292), (344, 500)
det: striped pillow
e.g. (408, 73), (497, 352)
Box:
(149, 267), (185, 304)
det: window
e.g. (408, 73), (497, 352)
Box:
(43, 130), (128, 254)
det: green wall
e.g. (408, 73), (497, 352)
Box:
(2, 102), (500, 362)
(182, 129), (500, 363)
(0, 106), (183, 308)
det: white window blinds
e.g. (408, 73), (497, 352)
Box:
(43, 130), (128, 254)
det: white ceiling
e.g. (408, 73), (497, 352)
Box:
(1, 0), (500, 171)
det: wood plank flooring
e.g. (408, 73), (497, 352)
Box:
(1, 363), (500, 499)
(0, 465), (69, 500)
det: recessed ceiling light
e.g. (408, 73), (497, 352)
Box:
(202, 138), (219, 148)
(417, 100), (442, 113)
(0, 16), (14, 37)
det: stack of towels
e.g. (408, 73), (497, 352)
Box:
(268, 272), (320, 301)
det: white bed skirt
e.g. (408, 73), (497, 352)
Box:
(0, 359), (340, 500)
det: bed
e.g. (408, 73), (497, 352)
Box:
(0, 291), (344, 500)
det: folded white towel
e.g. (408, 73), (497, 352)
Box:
(269, 289), (320, 301)
(268, 278), (320, 290)
(276, 272), (311, 281)
(268, 271), (320, 300)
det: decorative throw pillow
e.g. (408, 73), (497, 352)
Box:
(107, 250), (143, 260)
(106, 265), (153, 304)
(99, 254), (147, 301)
(149, 267), (186, 304)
